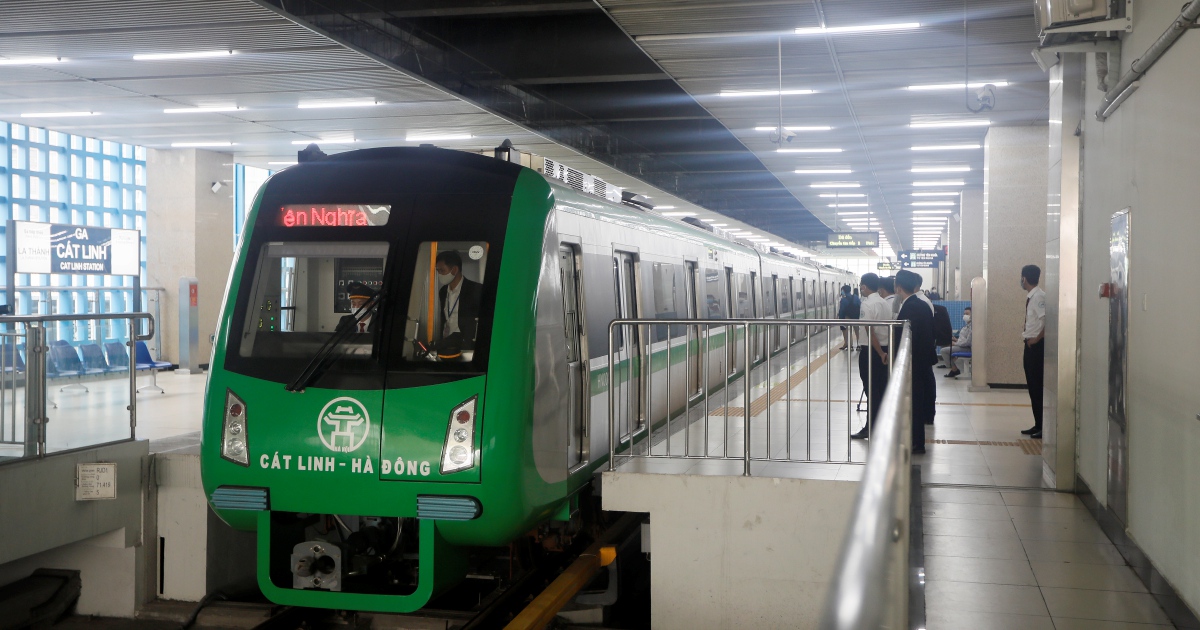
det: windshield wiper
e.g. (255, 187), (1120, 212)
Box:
(286, 292), (384, 392)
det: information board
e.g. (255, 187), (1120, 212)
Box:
(877, 261), (899, 271)
(75, 462), (117, 500)
(898, 249), (945, 269)
(13, 222), (140, 276)
(826, 232), (879, 248)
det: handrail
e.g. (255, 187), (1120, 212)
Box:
(0, 312), (155, 341)
(820, 324), (913, 630)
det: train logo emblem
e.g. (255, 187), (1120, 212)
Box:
(318, 397), (371, 453)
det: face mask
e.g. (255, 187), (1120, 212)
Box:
(962, 314), (971, 323)
(437, 272), (453, 286)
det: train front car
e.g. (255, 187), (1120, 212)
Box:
(201, 148), (562, 612)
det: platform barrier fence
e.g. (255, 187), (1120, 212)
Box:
(0, 313), (155, 461)
(606, 318), (905, 474)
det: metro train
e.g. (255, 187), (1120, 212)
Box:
(200, 146), (855, 612)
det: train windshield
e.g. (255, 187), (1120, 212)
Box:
(238, 241), (388, 360)
(401, 241), (489, 364)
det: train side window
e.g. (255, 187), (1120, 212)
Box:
(401, 241), (489, 363)
(704, 268), (726, 318)
(650, 262), (684, 341)
(763, 275), (776, 318)
(731, 272), (753, 319)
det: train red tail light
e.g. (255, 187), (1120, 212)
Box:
(221, 389), (250, 466)
(441, 396), (478, 474)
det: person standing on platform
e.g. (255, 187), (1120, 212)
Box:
(851, 273), (891, 440)
(878, 276), (897, 315)
(1020, 265), (1046, 439)
(895, 270), (936, 454)
(837, 284), (860, 350)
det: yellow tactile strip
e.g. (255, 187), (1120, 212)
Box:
(705, 348), (837, 417)
(925, 438), (1043, 456)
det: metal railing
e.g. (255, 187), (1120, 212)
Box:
(820, 325), (913, 630)
(606, 318), (904, 474)
(0, 313), (155, 460)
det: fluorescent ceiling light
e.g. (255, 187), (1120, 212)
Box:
(909, 120), (990, 129)
(20, 111), (96, 118)
(913, 209), (954, 214)
(913, 181), (965, 187)
(171, 141), (233, 147)
(700, 219), (716, 222)
(710, 223), (728, 227)
(0, 57), (65, 65)
(906, 81), (1010, 91)
(795, 169), (851, 174)
(720, 89), (815, 97)
(134, 50), (234, 61)
(912, 201), (956, 206)
(795, 22), (920, 36)
(818, 193), (865, 198)
(778, 148), (843, 154)
(837, 211), (872, 215)
(912, 144), (981, 151)
(656, 206), (677, 210)
(406, 133), (473, 142)
(755, 126), (832, 131)
(748, 238), (770, 242)
(912, 166), (970, 173)
(268, 161), (297, 166)
(913, 192), (960, 197)
(298, 100), (379, 109)
(661, 212), (697, 217)
(292, 139), (356, 145)
(164, 106), (241, 113)
(828, 203), (868, 208)
(810, 183), (861, 188)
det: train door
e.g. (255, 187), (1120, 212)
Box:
(724, 267), (737, 375)
(750, 271), (762, 362)
(613, 251), (643, 440)
(559, 245), (587, 469)
(767, 275), (780, 351)
(684, 261), (701, 398)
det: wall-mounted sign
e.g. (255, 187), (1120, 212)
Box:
(826, 232), (879, 248)
(898, 249), (945, 268)
(76, 462), (117, 501)
(13, 221), (140, 276)
(877, 261), (900, 271)
(279, 204), (391, 227)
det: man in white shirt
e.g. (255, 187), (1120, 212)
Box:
(878, 276), (897, 315)
(852, 273), (894, 440)
(1020, 265), (1047, 438)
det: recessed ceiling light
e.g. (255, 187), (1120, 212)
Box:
(298, 100), (379, 109)
(656, 206), (677, 210)
(810, 183), (861, 188)
(748, 237), (770, 242)
(912, 201), (956, 206)
(710, 223), (728, 227)
(912, 166), (970, 173)
(20, 111), (96, 118)
(171, 141), (234, 147)
(133, 50), (234, 61)
(913, 209), (954, 214)
(828, 203), (868, 208)
(406, 133), (473, 142)
(913, 181), (965, 187)
(164, 106), (242, 114)
(661, 211), (697, 217)
(795, 169), (852, 174)
(778, 148), (843, 154)
(909, 120), (990, 129)
(818, 193), (866, 198)
(913, 192), (960, 197)
(837, 211), (872, 215)
(755, 126), (832, 131)
(906, 81), (1010, 91)
(701, 218), (716, 222)
(291, 139), (356, 145)
(911, 144), (981, 151)
(795, 22), (920, 36)
(268, 161), (297, 166)
(720, 89), (816, 97)
(0, 56), (65, 65)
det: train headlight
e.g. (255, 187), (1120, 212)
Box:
(441, 396), (477, 474)
(221, 389), (250, 466)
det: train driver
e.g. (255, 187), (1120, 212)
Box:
(339, 282), (378, 333)
(435, 251), (483, 354)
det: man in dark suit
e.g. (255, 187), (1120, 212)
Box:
(435, 250), (483, 356)
(895, 270), (937, 454)
(338, 282), (378, 333)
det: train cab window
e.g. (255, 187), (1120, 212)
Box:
(238, 241), (388, 360)
(402, 241), (489, 363)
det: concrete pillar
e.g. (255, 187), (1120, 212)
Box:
(146, 149), (234, 365)
(1044, 55), (1084, 489)
(948, 213), (961, 298)
(958, 188), (984, 301)
(981, 126), (1049, 385)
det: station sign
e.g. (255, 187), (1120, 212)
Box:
(877, 261), (900, 271)
(898, 249), (945, 269)
(826, 232), (879, 248)
(13, 221), (140, 276)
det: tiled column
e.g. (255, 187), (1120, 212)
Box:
(958, 188), (983, 301)
(981, 126), (1049, 385)
(146, 149), (234, 365)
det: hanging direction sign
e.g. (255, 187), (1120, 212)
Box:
(826, 232), (879, 248)
(897, 249), (945, 268)
(877, 261), (900, 271)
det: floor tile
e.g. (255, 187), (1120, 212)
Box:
(1011, 517), (1111, 544)
(1030, 561), (1147, 592)
(923, 556), (1038, 586)
(925, 609), (1055, 630)
(924, 534), (1028, 561)
(922, 487), (1005, 505)
(924, 580), (1049, 616)
(923, 502), (1013, 521)
(1007, 505), (1099, 524)
(924, 516), (1019, 539)
(1041, 587), (1173, 624)
(1001, 491), (1086, 509)
(1020, 539), (1126, 565)
(1050, 618), (1175, 630)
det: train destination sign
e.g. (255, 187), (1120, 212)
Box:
(898, 249), (945, 269)
(280, 204), (391, 227)
(13, 221), (140, 276)
(826, 232), (879, 248)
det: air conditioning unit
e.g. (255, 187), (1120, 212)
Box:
(1035, 0), (1111, 35)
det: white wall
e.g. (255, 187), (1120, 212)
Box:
(1077, 1), (1200, 614)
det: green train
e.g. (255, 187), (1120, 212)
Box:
(201, 146), (853, 612)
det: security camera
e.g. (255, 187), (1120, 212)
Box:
(768, 128), (797, 143)
(211, 181), (223, 193)
(973, 84), (997, 112)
